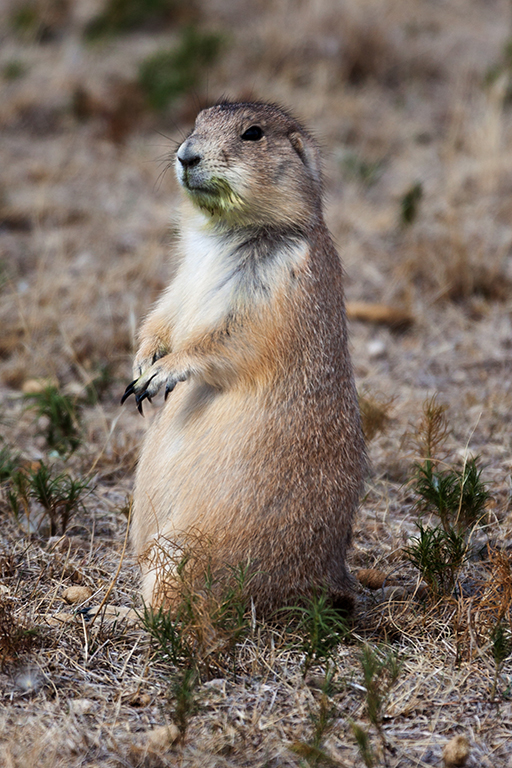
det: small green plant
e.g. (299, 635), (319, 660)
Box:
(141, 558), (253, 743)
(83, 364), (113, 405)
(342, 153), (385, 186)
(171, 666), (199, 743)
(6, 469), (29, 523)
(413, 458), (490, 535)
(291, 668), (339, 767)
(85, 0), (178, 39)
(210, 561), (253, 644)
(353, 644), (402, 763)
(9, 3), (40, 39)
(0, 444), (20, 483)
(138, 25), (223, 111)
(400, 181), (422, 225)
(490, 620), (512, 700)
(7, 463), (90, 536)
(282, 590), (350, 674)
(2, 60), (28, 81)
(405, 395), (491, 597)
(415, 395), (449, 465)
(24, 385), (81, 454)
(404, 523), (469, 598)
(0, 596), (39, 668)
(141, 603), (194, 666)
(141, 551), (252, 675)
(358, 389), (394, 442)
(485, 38), (512, 102)
(349, 721), (376, 768)
(28, 463), (90, 535)
(143, 602), (200, 741)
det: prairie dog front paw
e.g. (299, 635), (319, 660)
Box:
(133, 342), (167, 379)
(121, 355), (188, 415)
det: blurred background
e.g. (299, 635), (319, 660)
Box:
(1, 6), (512, 760)
(1, 0), (511, 488)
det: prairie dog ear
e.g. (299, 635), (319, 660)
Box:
(288, 131), (322, 185)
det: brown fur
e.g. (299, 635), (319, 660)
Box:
(124, 101), (366, 615)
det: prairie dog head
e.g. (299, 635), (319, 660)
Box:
(175, 101), (323, 230)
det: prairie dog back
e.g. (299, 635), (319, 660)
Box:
(122, 101), (366, 614)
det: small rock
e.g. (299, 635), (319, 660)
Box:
(381, 585), (408, 601)
(367, 339), (387, 359)
(69, 698), (94, 715)
(411, 580), (429, 599)
(126, 691), (151, 707)
(146, 724), (180, 751)
(203, 678), (227, 692)
(61, 586), (92, 605)
(44, 612), (77, 626)
(48, 535), (83, 553)
(82, 604), (139, 626)
(443, 735), (470, 767)
(22, 378), (56, 394)
(15, 667), (43, 693)
(64, 381), (85, 397)
(357, 568), (389, 590)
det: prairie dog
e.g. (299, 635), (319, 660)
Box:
(122, 101), (366, 614)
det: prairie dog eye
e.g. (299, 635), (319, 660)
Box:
(241, 125), (264, 141)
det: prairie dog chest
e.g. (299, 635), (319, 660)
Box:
(168, 223), (240, 344)
(167, 216), (309, 346)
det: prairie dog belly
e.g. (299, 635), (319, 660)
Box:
(131, 378), (267, 554)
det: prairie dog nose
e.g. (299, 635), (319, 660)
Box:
(177, 142), (201, 168)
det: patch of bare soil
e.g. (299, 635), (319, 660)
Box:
(0, 0), (511, 765)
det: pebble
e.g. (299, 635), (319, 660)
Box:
(146, 724), (180, 751)
(61, 586), (93, 604)
(443, 735), (470, 767)
(69, 698), (95, 715)
(367, 339), (387, 359)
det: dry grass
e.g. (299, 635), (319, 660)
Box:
(1, 0), (512, 765)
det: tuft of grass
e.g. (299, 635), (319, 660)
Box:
(281, 590), (350, 674)
(341, 153), (385, 186)
(0, 444), (20, 483)
(291, 668), (339, 767)
(405, 395), (490, 597)
(490, 620), (512, 700)
(85, 0), (181, 40)
(413, 458), (490, 535)
(403, 523), (469, 598)
(27, 463), (90, 536)
(24, 385), (81, 455)
(138, 25), (223, 111)
(9, 0), (69, 43)
(7, 463), (91, 536)
(9, 4), (40, 39)
(359, 390), (394, 442)
(414, 395), (449, 465)
(350, 721), (376, 768)
(141, 603), (194, 667)
(171, 666), (199, 743)
(485, 37), (512, 102)
(356, 644), (402, 760)
(400, 181), (423, 226)
(141, 546), (252, 675)
(0, 596), (40, 669)
(83, 364), (113, 405)
(2, 60), (28, 81)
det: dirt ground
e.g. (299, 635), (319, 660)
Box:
(1, 0), (512, 765)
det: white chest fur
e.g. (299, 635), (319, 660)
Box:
(168, 219), (239, 345)
(165, 212), (309, 347)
